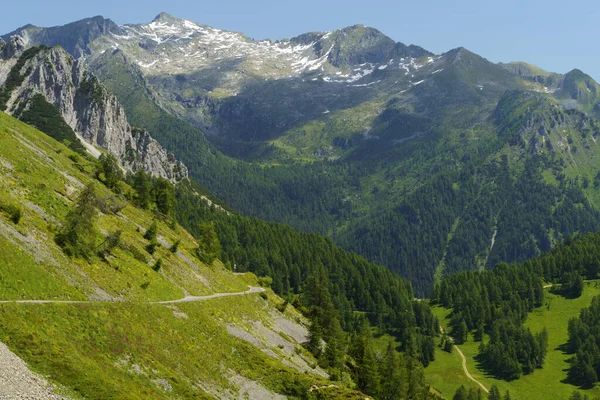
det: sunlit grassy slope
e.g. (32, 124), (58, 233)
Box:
(426, 282), (600, 399)
(0, 111), (364, 399)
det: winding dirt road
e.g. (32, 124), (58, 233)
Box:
(440, 326), (489, 394)
(453, 343), (489, 394)
(0, 286), (265, 305)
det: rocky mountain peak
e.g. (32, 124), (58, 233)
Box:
(0, 44), (187, 181)
(151, 12), (180, 23)
(319, 24), (396, 67)
(0, 35), (27, 60)
(2, 16), (121, 58)
(554, 68), (600, 114)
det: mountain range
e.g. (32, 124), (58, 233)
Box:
(4, 13), (600, 295)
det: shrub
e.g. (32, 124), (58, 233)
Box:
(0, 201), (22, 224)
(146, 239), (158, 255)
(144, 221), (158, 241)
(122, 243), (148, 263)
(97, 230), (122, 259)
(258, 276), (273, 288)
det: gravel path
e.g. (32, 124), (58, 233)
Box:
(0, 342), (65, 400)
(0, 287), (265, 305)
(0, 286), (265, 398)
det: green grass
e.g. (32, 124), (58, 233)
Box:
(426, 282), (600, 399)
(0, 236), (85, 300)
(0, 294), (328, 399)
(0, 111), (253, 302)
(0, 111), (367, 399)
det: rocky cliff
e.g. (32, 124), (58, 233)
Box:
(0, 38), (187, 181)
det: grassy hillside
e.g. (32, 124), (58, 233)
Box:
(0, 110), (366, 399)
(426, 282), (600, 399)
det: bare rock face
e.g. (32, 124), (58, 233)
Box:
(0, 38), (187, 182)
(0, 35), (27, 60)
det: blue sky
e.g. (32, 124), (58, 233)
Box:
(2, 0), (599, 80)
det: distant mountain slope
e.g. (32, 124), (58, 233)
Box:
(2, 16), (122, 57)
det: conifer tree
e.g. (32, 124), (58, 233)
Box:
(488, 385), (501, 400)
(132, 170), (151, 209)
(452, 385), (468, 400)
(55, 183), (100, 259)
(378, 341), (407, 400)
(153, 178), (175, 216)
(196, 222), (221, 263)
(96, 154), (123, 191)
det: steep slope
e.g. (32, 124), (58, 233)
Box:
(0, 110), (373, 399)
(0, 107), (445, 398)
(0, 41), (187, 181)
(554, 69), (600, 116)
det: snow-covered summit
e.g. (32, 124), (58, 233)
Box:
(89, 13), (436, 92)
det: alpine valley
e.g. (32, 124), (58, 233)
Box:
(5, 13), (600, 295)
(3, 10), (600, 400)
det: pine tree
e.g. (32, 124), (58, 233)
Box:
(323, 316), (345, 369)
(132, 170), (151, 209)
(452, 385), (468, 400)
(351, 320), (380, 396)
(307, 320), (323, 358)
(359, 343), (380, 396)
(569, 392), (583, 400)
(144, 221), (158, 240)
(488, 385), (501, 400)
(196, 222), (221, 263)
(453, 317), (468, 344)
(96, 154), (123, 191)
(378, 341), (407, 400)
(153, 178), (175, 216)
(55, 183), (100, 259)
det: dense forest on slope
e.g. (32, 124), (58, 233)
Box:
(567, 296), (600, 388)
(174, 179), (440, 365)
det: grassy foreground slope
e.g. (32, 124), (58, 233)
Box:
(0, 111), (364, 399)
(426, 282), (600, 399)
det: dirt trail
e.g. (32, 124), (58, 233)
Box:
(157, 286), (265, 304)
(0, 287), (265, 305)
(0, 286), (265, 399)
(440, 326), (489, 394)
(454, 343), (489, 394)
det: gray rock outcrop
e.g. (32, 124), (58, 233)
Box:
(0, 35), (27, 60)
(0, 38), (187, 182)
